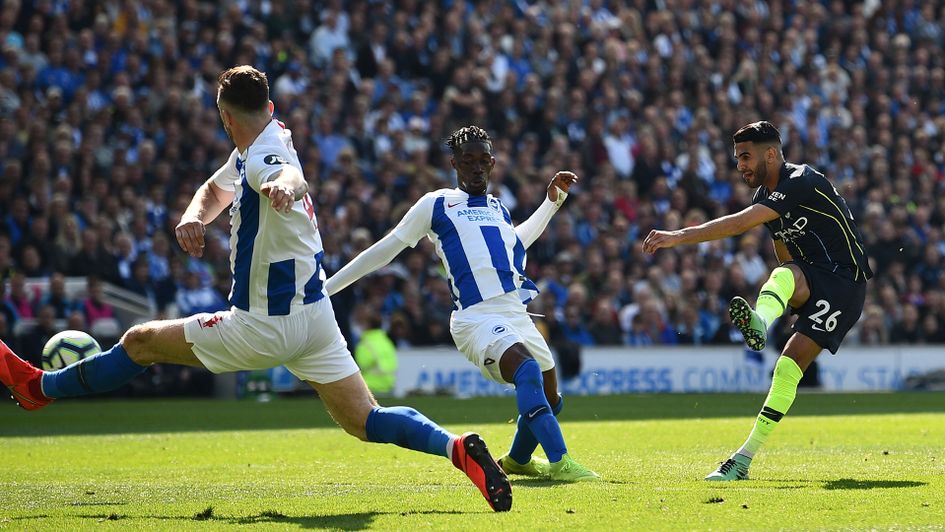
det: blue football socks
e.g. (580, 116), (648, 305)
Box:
(508, 393), (563, 464)
(365, 406), (454, 458)
(41, 344), (147, 398)
(512, 359), (567, 463)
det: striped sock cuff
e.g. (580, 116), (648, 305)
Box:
(758, 290), (786, 312)
(760, 405), (785, 422)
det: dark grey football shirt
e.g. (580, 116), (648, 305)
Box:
(752, 162), (873, 282)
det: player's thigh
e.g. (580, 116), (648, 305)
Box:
(451, 312), (524, 384)
(782, 262), (811, 308)
(121, 317), (204, 367)
(308, 372), (378, 440)
(789, 265), (866, 355)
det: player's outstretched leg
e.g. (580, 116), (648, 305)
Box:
(731, 266), (796, 351)
(510, 358), (599, 482)
(0, 338), (148, 410)
(705, 355), (803, 481)
(0, 340), (51, 410)
(42, 344), (147, 399)
(498, 394), (562, 477)
(363, 405), (511, 511)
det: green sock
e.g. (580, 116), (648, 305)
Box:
(755, 267), (795, 326)
(736, 356), (804, 459)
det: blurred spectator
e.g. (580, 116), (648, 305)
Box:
(81, 276), (114, 328)
(0, 277), (18, 329)
(561, 303), (595, 346)
(17, 304), (58, 367)
(38, 272), (77, 320)
(69, 228), (119, 284)
(6, 273), (36, 321)
(352, 305), (398, 396)
(175, 267), (227, 316)
(587, 298), (622, 345)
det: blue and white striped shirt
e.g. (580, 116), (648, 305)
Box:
(392, 188), (539, 310)
(210, 120), (326, 316)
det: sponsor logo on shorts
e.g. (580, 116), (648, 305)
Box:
(484, 358), (495, 365)
(492, 325), (507, 335)
(201, 315), (224, 328)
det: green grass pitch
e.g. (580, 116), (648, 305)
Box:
(1, 392), (943, 530)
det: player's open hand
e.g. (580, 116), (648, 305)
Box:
(548, 171), (578, 202)
(175, 217), (206, 258)
(260, 182), (296, 213)
(642, 229), (681, 254)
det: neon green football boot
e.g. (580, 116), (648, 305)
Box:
(497, 454), (550, 477)
(704, 454), (751, 481)
(729, 296), (768, 351)
(549, 454), (601, 482)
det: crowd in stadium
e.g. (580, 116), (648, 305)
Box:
(2, 0), (945, 358)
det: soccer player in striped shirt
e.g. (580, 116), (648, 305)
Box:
(644, 121), (871, 480)
(1, 67), (511, 512)
(326, 126), (600, 482)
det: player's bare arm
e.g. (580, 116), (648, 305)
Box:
(643, 203), (779, 254)
(547, 171), (578, 203)
(176, 179), (235, 258)
(260, 166), (308, 213)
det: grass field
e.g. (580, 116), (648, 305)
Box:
(1, 392), (943, 530)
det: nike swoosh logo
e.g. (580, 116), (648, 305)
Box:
(447, 202), (465, 208)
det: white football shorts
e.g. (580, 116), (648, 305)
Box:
(449, 295), (555, 384)
(183, 297), (358, 384)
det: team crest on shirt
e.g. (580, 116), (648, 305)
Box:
(264, 154), (288, 165)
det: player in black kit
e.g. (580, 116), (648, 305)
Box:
(643, 121), (871, 480)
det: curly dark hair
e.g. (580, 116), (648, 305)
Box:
(445, 125), (492, 155)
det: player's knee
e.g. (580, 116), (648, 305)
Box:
(342, 420), (370, 441)
(341, 404), (374, 441)
(499, 343), (536, 382)
(121, 324), (157, 365)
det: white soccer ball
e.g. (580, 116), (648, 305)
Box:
(41, 330), (102, 371)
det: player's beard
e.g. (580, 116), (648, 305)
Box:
(753, 161), (767, 187)
(745, 161), (766, 188)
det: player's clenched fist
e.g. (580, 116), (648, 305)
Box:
(175, 217), (206, 257)
(642, 229), (681, 254)
(548, 171), (578, 203)
(260, 182), (296, 213)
